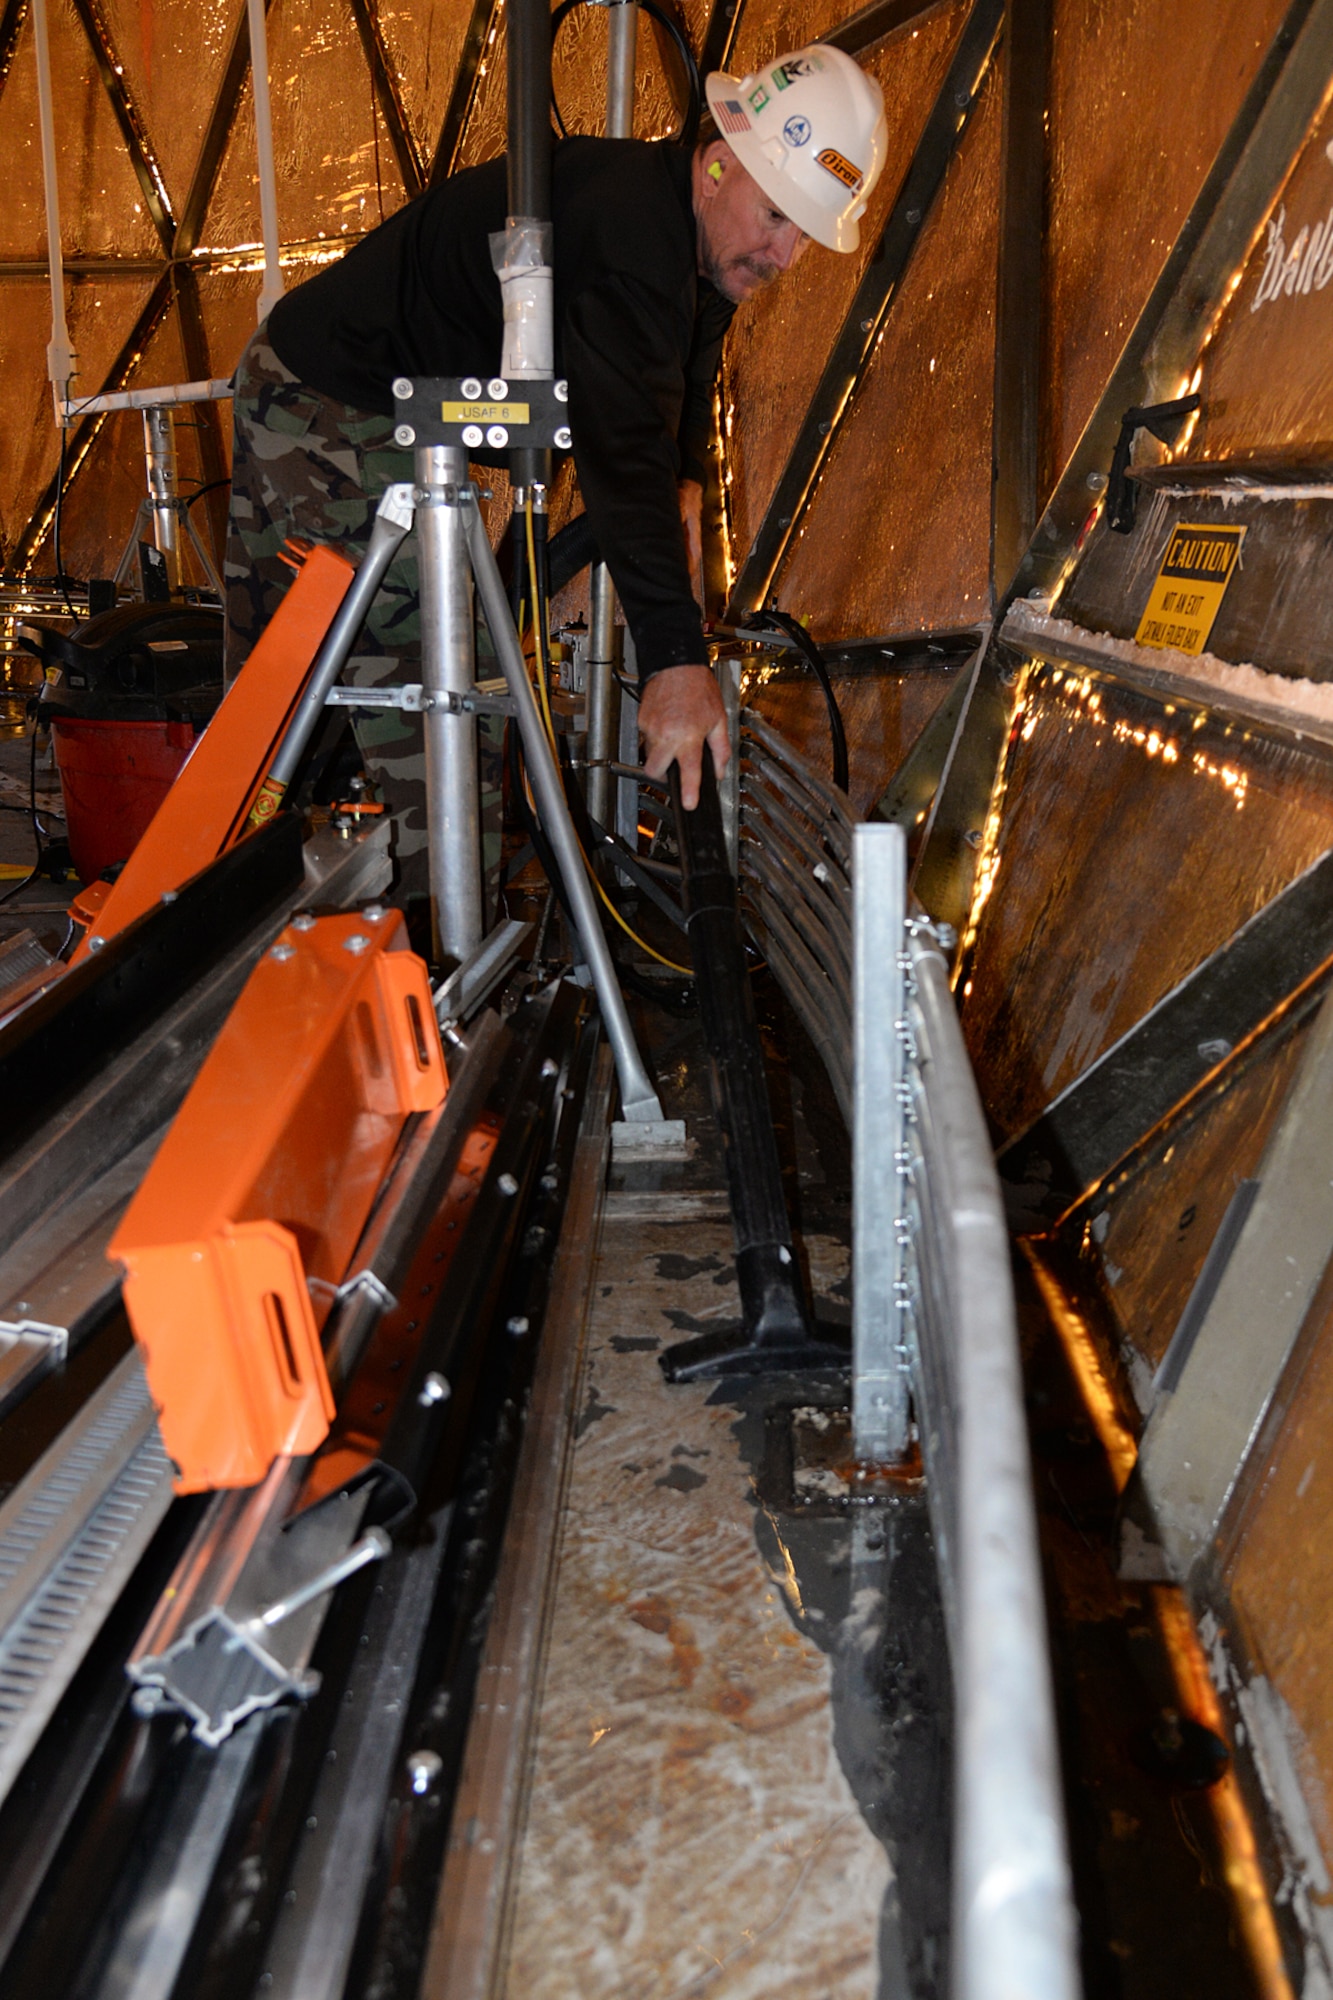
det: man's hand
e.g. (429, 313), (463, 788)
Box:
(638, 663), (730, 812)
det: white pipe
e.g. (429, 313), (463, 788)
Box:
(59, 378), (234, 421)
(31, 0), (74, 413)
(247, 0), (284, 320)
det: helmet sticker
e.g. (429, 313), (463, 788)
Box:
(816, 146), (863, 192)
(715, 98), (751, 135)
(782, 114), (811, 147)
(748, 82), (770, 112)
(771, 56), (813, 90)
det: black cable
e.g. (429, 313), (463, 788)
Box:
(550, 0), (701, 146)
(0, 728), (46, 907)
(745, 609), (849, 796)
(51, 420), (77, 619)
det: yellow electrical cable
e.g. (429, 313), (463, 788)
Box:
(522, 494), (693, 978)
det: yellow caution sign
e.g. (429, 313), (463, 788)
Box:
(1135, 521), (1246, 657)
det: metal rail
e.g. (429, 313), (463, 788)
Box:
(741, 719), (1078, 1999)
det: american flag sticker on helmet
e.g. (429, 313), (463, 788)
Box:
(715, 99), (751, 135)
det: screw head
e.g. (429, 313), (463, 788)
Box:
(462, 424), (484, 448)
(161, 888), (178, 904)
(361, 902), (385, 922)
(497, 1171), (519, 1196)
(554, 426), (572, 450)
(291, 911), (316, 931)
(407, 1748), (443, 1795)
(394, 424), (416, 448)
(460, 376), (483, 400)
(906, 207), (921, 224)
(554, 378), (569, 402)
(507, 1315), (530, 1337)
(486, 424), (509, 449)
(418, 1371), (451, 1408)
(344, 933), (371, 954)
(487, 377), (508, 400)
(540, 1057), (559, 1078)
(270, 941), (296, 961)
(88, 934), (104, 953)
(392, 377), (414, 401)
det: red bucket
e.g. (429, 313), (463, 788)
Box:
(52, 716), (198, 885)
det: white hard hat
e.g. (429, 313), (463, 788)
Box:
(705, 45), (887, 253)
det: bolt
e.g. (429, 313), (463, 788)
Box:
(497, 1171), (519, 1196)
(344, 933), (371, 954)
(291, 911), (316, 931)
(362, 902), (385, 922)
(540, 1057), (559, 1078)
(418, 1371), (451, 1407)
(161, 888), (178, 904)
(1086, 469), (1108, 492)
(860, 318), (873, 333)
(407, 1748), (444, 1795)
(906, 207), (921, 224)
(392, 376), (414, 401)
(507, 1315), (530, 1337)
(88, 935), (104, 953)
(394, 424), (416, 448)
(270, 941), (296, 961)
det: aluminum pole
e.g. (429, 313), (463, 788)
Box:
(462, 489), (663, 1122)
(416, 446), (484, 961)
(30, 0), (73, 409)
(143, 407), (180, 586)
(247, 0), (284, 320)
(585, 0), (637, 832)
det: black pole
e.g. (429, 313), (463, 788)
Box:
(505, 0), (552, 497)
(660, 747), (842, 1382)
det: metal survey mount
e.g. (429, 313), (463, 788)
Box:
(390, 375), (572, 454)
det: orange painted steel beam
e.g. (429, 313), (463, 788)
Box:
(109, 908), (447, 1493)
(69, 543), (355, 968)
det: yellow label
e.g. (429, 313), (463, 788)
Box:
(1134, 521), (1246, 657)
(440, 400), (530, 425)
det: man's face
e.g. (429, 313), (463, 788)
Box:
(694, 144), (810, 303)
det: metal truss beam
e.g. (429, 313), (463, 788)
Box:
(347, 0), (425, 195)
(430, 0), (501, 182)
(0, 0), (27, 93)
(175, 0), (270, 257)
(996, 846), (1333, 1214)
(725, 0), (1004, 621)
(67, 0), (175, 252)
(990, 0), (1049, 601)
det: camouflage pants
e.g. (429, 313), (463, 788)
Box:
(225, 324), (502, 910)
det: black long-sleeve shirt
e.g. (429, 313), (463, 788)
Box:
(267, 138), (734, 680)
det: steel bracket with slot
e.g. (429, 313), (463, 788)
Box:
(392, 375), (571, 453)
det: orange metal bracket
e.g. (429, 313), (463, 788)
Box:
(109, 908), (447, 1492)
(69, 542), (355, 968)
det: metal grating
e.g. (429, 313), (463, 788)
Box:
(0, 1354), (175, 1804)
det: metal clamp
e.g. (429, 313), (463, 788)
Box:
(325, 681), (518, 719)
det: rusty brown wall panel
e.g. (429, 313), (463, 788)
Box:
(202, 0), (411, 251)
(98, 0), (238, 214)
(1186, 91), (1333, 470)
(376, 0), (478, 167)
(0, 274), (158, 565)
(720, 4), (965, 566)
(748, 662), (959, 815)
(960, 662), (1333, 1140)
(1042, 0), (1291, 503)
(1225, 1292), (1333, 1852)
(0, 0), (161, 259)
(772, 40), (1001, 638)
(1052, 1014), (1314, 1402)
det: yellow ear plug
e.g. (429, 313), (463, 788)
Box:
(708, 160), (723, 182)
